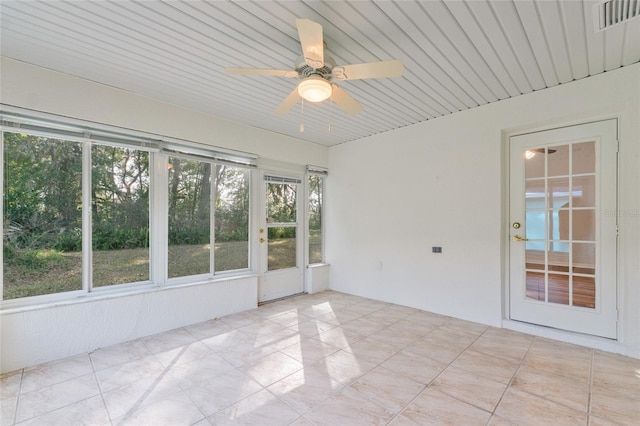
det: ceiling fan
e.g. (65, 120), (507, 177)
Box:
(226, 19), (405, 116)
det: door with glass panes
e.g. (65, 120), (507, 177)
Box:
(509, 120), (617, 338)
(258, 173), (303, 302)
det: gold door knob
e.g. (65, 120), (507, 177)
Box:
(513, 235), (528, 242)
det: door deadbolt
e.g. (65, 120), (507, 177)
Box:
(512, 222), (521, 229)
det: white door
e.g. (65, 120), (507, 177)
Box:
(258, 173), (304, 302)
(509, 120), (618, 339)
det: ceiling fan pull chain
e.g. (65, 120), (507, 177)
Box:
(299, 98), (305, 132)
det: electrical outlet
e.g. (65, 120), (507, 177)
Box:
(432, 246), (442, 253)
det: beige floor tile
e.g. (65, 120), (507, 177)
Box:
(219, 310), (261, 328)
(95, 355), (166, 393)
(340, 317), (387, 335)
(315, 309), (363, 326)
(511, 364), (590, 412)
(184, 369), (263, 416)
(1, 397), (17, 425)
(444, 317), (489, 335)
(199, 328), (256, 351)
(367, 326), (422, 350)
(343, 337), (399, 365)
(218, 340), (278, 368)
(387, 414), (420, 425)
(242, 351), (303, 387)
(402, 336), (467, 365)
(112, 391), (204, 425)
(469, 334), (530, 363)
(312, 350), (377, 385)
(0, 370), (22, 399)
(237, 320), (289, 339)
(102, 373), (182, 419)
(183, 318), (232, 340)
(381, 349), (447, 385)
(450, 349), (520, 384)
(141, 328), (197, 354)
(401, 387), (491, 426)
(523, 339), (592, 383)
(153, 341), (214, 368)
(280, 338), (339, 364)
(312, 327), (364, 349)
(208, 388), (300, 425)
(254, 328), (306, 351)
(430, 365), (507, 412)
(495, 388), (587, 425)
(267, 365), (343, 414)
(305, 386), (395, 426)
(349, 366), (425, 413)
(268, 310), (313, 327)
(487, 415), (519, 425)
(289, 318), (336, 337)
(15, 374), (100, 423)
(592, 351), (640, 396)
(20, 354), (93, 394)
(16, 395), (109, 426)
(590, 383), (640, 425)
(167, 352), (235, 389)
(90, 339), (152, 371)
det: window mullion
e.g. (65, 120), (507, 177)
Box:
(83, 140), (92, 293)
(151, 153), (168, 285)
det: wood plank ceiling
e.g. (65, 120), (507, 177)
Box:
(1, 0), (639, 146)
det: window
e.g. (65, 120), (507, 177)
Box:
(92, 145), (150, 286)
(214, 165), (250, 272)
(1, 110), (256, 305)
(168, 157), (211, 278)
(308, 174), (324, 264)
(3, 132), (83, 299)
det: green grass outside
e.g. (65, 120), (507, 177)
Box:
(3, 235), (321, 300)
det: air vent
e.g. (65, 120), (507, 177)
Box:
(593, 0), (640, 31)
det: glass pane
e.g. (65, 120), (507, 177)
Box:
(524, 149), (545, 179)
(573, 275), (595, 308)
(525, 271), (545, 301)
(167, 158), (211, 278)
(548, 273), (570, 305)
(525, 180), (545, 209)
(572, 142), (595, 174)
(525, 249), (545, 270)
(3, 133), (83, 299)
(573, 209), (595, 241)
(268, 227), (296, 270)
(573, 175), (596, 208)
(92, 145), (149, 286)
(525, 210), (546, 240)
(267, 182), (297, 223)
(572, 243), (595, 274)
(547, 145), (570, 177)
(548, 177), (571, 207)
(215, 165), (250, 272)
(308, 175), (323, 264)
(554, 208), (570, 240)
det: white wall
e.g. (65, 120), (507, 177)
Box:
(0, 58), (328, 372)
(327, 64), (640, 358)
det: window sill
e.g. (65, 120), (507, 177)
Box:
(0, 273), (259, 315)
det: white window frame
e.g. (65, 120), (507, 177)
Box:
(1, 108), (257, 309)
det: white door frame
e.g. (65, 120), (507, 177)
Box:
(506, 119), (618, 339)
(258, 170), (304, 302)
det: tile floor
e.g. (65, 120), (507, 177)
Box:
(1, 290), (638, 425)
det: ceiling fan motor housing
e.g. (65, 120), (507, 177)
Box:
(296, 54), (336, 80)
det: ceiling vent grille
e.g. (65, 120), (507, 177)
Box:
(593, 0), (640, 31)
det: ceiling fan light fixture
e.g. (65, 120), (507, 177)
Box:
(298, 76), (332, 102)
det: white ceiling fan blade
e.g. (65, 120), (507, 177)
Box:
(296, 18), (324, 69)
(274, 87), (301, 115)
(332, 60), (404, 80)
(226, 67), (298, 78)
(331, 84), (363, 115)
